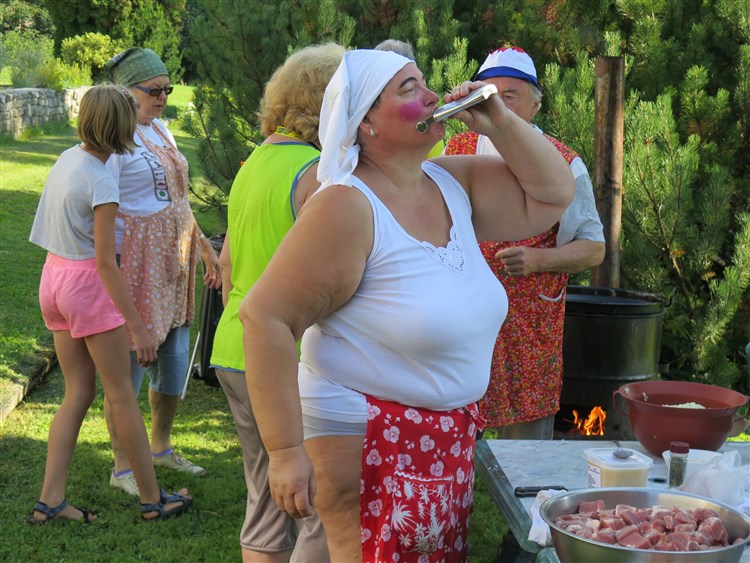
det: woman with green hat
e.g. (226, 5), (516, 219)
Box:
(102, 48), (221, 496)
(27, 84), (191, 523)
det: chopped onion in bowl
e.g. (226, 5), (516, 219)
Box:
(663, 402), (706, 408)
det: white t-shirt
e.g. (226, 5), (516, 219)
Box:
(474, 127), (604, 246)
(105, 118), (178, 251)
(298, 162), (508, 423)
(30, 145), (119, 259)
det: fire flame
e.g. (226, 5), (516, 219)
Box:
(572, 406), (606, 436)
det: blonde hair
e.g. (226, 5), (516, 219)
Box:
(77, 84), (137, 155)
(259, 43), (346, 145)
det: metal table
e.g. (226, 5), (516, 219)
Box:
(475, 439), (750, 562)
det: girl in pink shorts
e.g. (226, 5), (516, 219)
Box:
(27, 84), (191, 524)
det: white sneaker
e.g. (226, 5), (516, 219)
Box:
(109, 469), (140, 496)
(152, 450), (206, 476)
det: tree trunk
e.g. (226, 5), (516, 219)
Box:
(591, 57), (624, 288)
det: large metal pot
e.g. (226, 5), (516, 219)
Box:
(613, 380), (749, 456)
(541, 488), (750, 563)
(561, 286), (666, 438)
(563, 286), (666, 392)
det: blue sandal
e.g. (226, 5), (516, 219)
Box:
(140, 489), (192, 521)
(27, 499), (96, 525)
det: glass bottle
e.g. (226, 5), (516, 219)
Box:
(668, 441), (689, 488)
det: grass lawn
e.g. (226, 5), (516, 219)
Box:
(0, 121), (75, 398)
(0, 86), (223, 395)
(0, 366), (507, 561)
(1, 372), (245, 561)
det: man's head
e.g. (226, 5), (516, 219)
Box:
(374, 39), (416, 61)
(474, 46), (542, 123)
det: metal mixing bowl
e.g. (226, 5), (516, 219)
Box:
(540, 488), (750, 562)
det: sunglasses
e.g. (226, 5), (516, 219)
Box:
(132, 84), (174, 97)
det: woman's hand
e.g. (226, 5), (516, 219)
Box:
(444, 80), (510, 138)
(131, 325), (158, 367)
(496, 246), (542, 276)
(267, 445), (316, 518)
(199, 237), (222, 289)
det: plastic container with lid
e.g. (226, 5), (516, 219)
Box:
(583, 447), (654, 488)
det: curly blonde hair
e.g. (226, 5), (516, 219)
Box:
(259, 43), (346, 145)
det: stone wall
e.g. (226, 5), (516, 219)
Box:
(0, 86), (90, 138)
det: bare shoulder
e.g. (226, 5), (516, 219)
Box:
(427, 154), (473, 181)
(293, 184), (374, 257)
(299, 183), (371, 220)
(253, 184), (373, 330)
(427, 154), (513, 194)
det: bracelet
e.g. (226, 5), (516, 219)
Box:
(198, 233), (207, 241)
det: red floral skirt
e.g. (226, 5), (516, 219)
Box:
(360, 396), (484, 562)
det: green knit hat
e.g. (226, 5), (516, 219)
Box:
(105, 48), (168, 86)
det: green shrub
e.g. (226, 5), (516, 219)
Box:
(9, 47), (50, 87)
(1, 29), (50, 59)
(1, 30), (90, 90)
(37, 58), (91, 90)
(1, 30), (53, 87)
(60, 32), (127, 81)
(0, 41), (8, 85)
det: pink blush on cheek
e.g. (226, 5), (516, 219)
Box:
(399, 101), (423, 122)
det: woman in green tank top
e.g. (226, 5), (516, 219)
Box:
(209, 43), (346, 562)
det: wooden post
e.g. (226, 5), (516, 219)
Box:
(591, 57), (624, 288)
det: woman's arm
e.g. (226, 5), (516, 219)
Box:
(218, 233), (232, 307)
(496, 238), (606, 276)
(292, 161), (322, 216)
(93, 202), (157, 366)
(434, 82), (574, 241)
(239, 185), (372, 517)
(194, 220), (222, 289)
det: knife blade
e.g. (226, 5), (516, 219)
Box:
(514, 485), (568, 497)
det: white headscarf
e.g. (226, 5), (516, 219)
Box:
(317, 49), (411, 190)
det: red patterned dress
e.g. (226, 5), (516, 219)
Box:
(445, 131), (576, 427)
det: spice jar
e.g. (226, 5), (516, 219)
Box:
(668, 441), (689, 488)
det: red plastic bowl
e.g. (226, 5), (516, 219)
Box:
(613, 380), (748, 457)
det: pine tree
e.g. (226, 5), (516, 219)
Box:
(184, 0), (356, 198)
(537, 51), (597, 167)
(181, 0), (750, 390)
(530, 44), (748, 387)
(427, 37), (478, 139)
(620, 85), (748, 386)
(115, 0), (184, 79)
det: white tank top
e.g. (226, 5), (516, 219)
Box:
(298, 161), (508, 422)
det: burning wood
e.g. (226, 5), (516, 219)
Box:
(569, 406), (607, 436)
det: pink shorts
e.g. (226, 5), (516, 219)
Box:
(39, 253), (125, 338)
